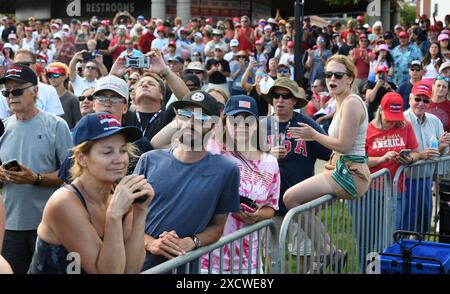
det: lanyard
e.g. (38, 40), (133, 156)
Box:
(273, 116), (291, 145)
(136, 110), (161, 136)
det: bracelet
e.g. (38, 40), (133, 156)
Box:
(161, 66), (170, 79)
(33, 173), (43, 186)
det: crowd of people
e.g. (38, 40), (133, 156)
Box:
(0, 10), (449, 274)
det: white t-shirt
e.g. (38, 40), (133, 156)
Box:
(21, 37), (36, 52)
(71, 75), (97, 97)
(0, 82), (64, 118)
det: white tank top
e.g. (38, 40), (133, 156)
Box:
(328, 94), (368, 156)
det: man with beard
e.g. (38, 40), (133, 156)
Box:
(135, 91), (240, 273)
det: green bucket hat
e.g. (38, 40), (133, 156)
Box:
(262, 78), (308, 108)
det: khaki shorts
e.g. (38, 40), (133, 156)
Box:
(324, 153), (371, 200)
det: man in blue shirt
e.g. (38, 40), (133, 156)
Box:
(135, 91), (240, 272)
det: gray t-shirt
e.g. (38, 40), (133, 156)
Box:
(59, 91), (82, 129)
(134, 148), (240, 270)
(0, 111), (73, 230)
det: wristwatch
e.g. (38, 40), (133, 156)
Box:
(190, 235), (201, 249)
(33, 173), (43, 186)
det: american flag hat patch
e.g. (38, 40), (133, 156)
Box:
(239, 100), (251, 108)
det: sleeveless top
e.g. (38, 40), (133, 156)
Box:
(328, 94), (368, 156)
(29, 184), (92, 274)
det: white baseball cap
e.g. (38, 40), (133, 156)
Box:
(94, 75), (129, 102)
(194, 32), (203, 38)
(230, 39), (239, 47)
(264, 25), (272, 31)
(440, 62), (450, 74)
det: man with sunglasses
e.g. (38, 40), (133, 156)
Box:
(397, 60), (424, 110)
(402, 81), (448, 233)
(0, 49), (64, 119)
(261, 78), (331, 263)
(0, 65), (72, 273)
(135, 91), (240, 273)
(47, 62), (81, 129)
(68, 51), (107, 96)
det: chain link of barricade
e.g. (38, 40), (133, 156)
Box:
(142, 156), (450, 274)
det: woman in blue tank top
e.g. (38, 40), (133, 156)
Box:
(29, 112), (153, 274)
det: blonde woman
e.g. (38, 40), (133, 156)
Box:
(29, 113), (153, 274)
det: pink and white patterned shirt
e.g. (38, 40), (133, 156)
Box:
(201, 141), (280, 272)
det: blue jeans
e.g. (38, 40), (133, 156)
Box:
(397, 178), (432, 233)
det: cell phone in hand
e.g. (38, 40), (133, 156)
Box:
(115, 177), (148, 204)
(3, 159), (22, 172)
(240, 196), (258, 213)
(399, 149), (411, 158)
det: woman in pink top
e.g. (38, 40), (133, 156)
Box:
(201, 95), (280, 273)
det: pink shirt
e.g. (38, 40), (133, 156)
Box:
(201, 141), (280, 272)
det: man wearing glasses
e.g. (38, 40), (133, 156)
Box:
(0, 49), (64, 119)
(68, 50), (108, 96)
(261, 78), (331, 269)
(135, 91), (240, 273)
(46, 62), (81, 129)
(401, 81), (449, 233)
(397, 60), (424, 110)
(0, 65), (72, 273)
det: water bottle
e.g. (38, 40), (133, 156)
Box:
(429, 136), (440, 161)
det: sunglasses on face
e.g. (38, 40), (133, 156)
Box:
(277, 69), (289, 75)
(414, 97), (430, 104)
(177, 108), (211, 121)
(78, 94), (94, 102)
(1, 84), (34, 97)
(94, 95), (125, 105)
(324, 71), (346, 79)
(273, 92), (294, 100)
(188, 70), (204, 75)
(410, 67), (421, 72)
(436, 75), (450, 83)
(14, 61), (35, 67)
(47, 73), (62, 79)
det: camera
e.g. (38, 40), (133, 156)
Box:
(124, 55), (150, 69)
(82, 51), (96, 61)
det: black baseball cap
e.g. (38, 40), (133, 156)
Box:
(172, 91), (220, 117)
(224, 95), (259, 118)
(0, 65), (38, 85)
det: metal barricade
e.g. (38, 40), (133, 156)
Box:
(278, 169), (392, 274)
(141, 219), (279, 274)
(393, 159), (442, 240)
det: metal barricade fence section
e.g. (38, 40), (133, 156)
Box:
(141, 219), (279, 274)
(142, 156), (450, 274)
(393, 156), (450, 243)
(279, 169), (392, 274)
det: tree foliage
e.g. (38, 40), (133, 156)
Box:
(400, 3), (416, 25)
(326, 0), (361, 5)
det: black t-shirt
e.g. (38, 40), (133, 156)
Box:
(248, 87), (269, 116)
(338, 43), (355, 56)
(96, 38), (112, 70)
(124, 109), (176, 145)
(367, 81), (398, 121)
(262, 112), (332, 215)
(206, 58), (230, 84)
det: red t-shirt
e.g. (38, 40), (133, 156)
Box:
(306, 93), (330, 117)
(139, 32), (155, 54)
(353, 47), (371, 78)
(236, 27), (254, 53)
(365, 121), (418, 190)
(109, 38), (127, 62)
(426, 100), (450, 132)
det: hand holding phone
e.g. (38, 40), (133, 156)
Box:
(3, 159), (22, 172)
(240, 196), (258, 213)
(399, 149), (411, 158)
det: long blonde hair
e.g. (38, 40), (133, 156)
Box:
(371, 107), (406, 129)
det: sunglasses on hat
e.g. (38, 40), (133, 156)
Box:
(436, 75), (450, 83)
